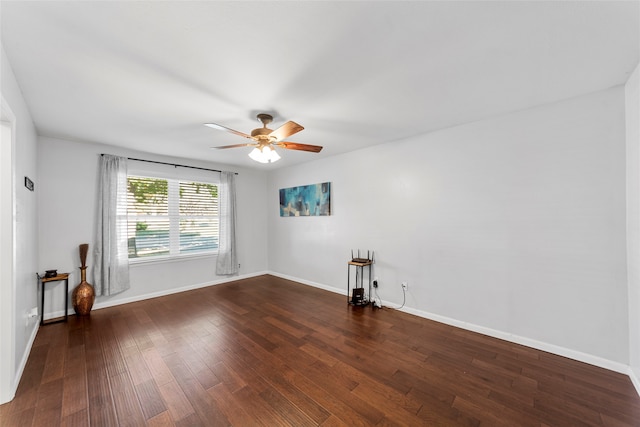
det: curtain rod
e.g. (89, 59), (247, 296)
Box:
(101, 154), (238, 175)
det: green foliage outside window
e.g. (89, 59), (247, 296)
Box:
(128, 177), (168, 206)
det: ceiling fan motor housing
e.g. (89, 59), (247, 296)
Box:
(251, 128), (273, 138)
(252, 113), (275, 140)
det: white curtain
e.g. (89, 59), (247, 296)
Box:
(216, 171), (238, 275)
(93, 154), (130, 296)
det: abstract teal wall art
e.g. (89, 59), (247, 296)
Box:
(279, 182), (331, 216)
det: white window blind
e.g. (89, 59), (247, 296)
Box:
(179, 181), (219, 254)
(127, 176), (218, 260)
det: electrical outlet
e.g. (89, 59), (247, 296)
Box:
(25, 307), (38, 326)
(401, 281), (408, 290)
(373, 280), (378, 288)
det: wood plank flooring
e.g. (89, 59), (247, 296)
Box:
(1, 274), (639, 426)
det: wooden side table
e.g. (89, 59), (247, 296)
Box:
(37, 273), (70, 325)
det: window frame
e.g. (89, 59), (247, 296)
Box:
(126, 164), (220, 265)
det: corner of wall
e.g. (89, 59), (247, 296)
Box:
(626, 61), (640, 397)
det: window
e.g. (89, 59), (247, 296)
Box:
(127, 176), (219, 260)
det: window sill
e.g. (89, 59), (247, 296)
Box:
(129, 252), (217, 267)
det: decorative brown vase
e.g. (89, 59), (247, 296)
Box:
(72, 244), (95, 316)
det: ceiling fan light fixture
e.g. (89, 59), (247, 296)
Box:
(249, 146), (281, 163)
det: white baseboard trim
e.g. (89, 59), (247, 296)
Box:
(9, 321), (39, 402)
(93, 271), (269, 312)
(629, 367), (640, 396)
(268, 271), (346, 296)
(270, 272), (636, 389)
(43, 271), (269, 320)
(396, 304), (630, 376)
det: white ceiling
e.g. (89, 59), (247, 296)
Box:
(1, 1), (638, 170)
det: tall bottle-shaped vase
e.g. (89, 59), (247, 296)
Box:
(72, 243), (95, 316)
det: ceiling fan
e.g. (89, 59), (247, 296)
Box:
(205, 113), (323, 163)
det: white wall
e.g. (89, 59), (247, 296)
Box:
(0, 46), (39, 403)
(268, 87), (629, 369)
(37, 137), (268, 317)
(0, 117), (14, 404)
(626, 62), (640, 393)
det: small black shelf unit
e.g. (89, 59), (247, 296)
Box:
(347, 250), (374, 306)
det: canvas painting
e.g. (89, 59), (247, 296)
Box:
(280, 182), (331, 216)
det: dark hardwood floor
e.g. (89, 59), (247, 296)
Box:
(1, 275), (639, 426)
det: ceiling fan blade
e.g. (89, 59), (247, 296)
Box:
(204, 123), (254, 139)
(212, 143), (256, 150)
(276, 142), (323, 153)
(269, 121), (304, 141)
